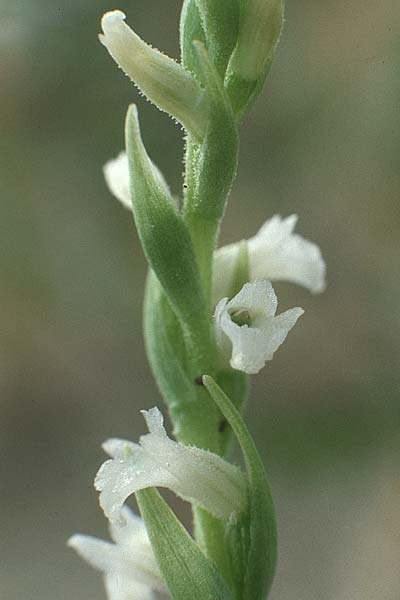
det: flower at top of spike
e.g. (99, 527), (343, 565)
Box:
(99, 10), (209, 141)
(213, 214), (326, 304)
(214, 280), (303, 374)
(68, 506), (167, 600)
(95, 407), (247, 524)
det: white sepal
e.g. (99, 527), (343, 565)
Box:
(95, 407), (247, 523)
(68, 507), (166, 600)
(213, 214), (326, 304)
(214, 280), (303, 374)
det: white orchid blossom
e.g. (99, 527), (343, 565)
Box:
(68, 506), (167, 600)
(95, 407), (247, 524)
(215, 280), (303, 374)
(213, 214), (326, 303)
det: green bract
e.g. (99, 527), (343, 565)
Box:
(203, 376), (277, 599)
(125, 105), (211, 365)
(137, 488), (233, 600)
(193, 0), (240, 75)
(225, 0), (284, 118)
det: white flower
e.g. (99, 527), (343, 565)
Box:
(103, 151), (170, 210)
(213, 214), (326, 304)
(95, 407), (247, 524)
(214, 280), (303, 374)
(68, 506), (167, 600)
(103, 152), (131, 210)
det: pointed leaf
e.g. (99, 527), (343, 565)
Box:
(188, 42), (238, 223)
(203, 375), (277, 599)
(180, 0), (206, 75)
(193, 0), (240, 75)
(136, 488), (233, 600)
(125, 105), (210, 362)
(225, 0), (284, 118)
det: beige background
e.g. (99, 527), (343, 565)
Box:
(1, 1), (399, 598)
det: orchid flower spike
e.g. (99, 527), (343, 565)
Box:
(68, 506), (167, 600)
(213, 214), (326, 304)
(95, 407), (247, 524)
(215, 280), (303, 374)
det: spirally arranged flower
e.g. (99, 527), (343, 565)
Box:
(96, 407), (247, 524)
(69, 407), (248, 599)
(214, 280), (304, 374)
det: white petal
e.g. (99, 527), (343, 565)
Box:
(108, 506), (146, 545)
(68, 528), (164, 592)
(248, 215), (326, 294)
(214, 280), (303, 374)
(103, 152), (131, 209)
(68, 534), (121, 574)
(226, 277), (278, 318)
(213, 215), (326, 303)
(105, 573), (158, 600)
(102, 437), (138, 459)
(95, 407), (247, 523)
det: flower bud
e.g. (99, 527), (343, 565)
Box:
(229, 0), (284, 80)
(100, 10), (209, 141)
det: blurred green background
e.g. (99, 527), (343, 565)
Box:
(1, 1), (399, 598)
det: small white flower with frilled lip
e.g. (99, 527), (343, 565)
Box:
(95, 407), (247, 525)
(68, 506), (167, 600)
(215, 280), (304, 374)
(213, 215), (326, 303)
